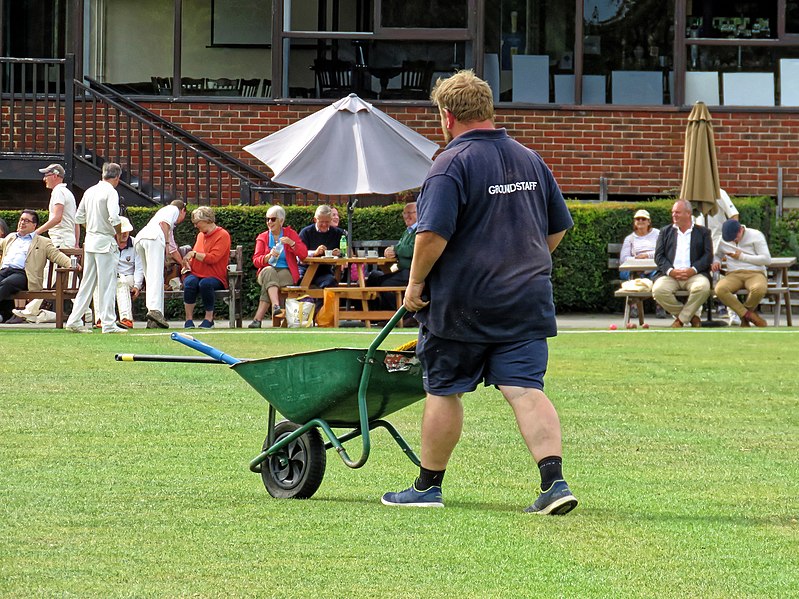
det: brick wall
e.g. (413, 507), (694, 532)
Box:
(141, 100), (799, 200)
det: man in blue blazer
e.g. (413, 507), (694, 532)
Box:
(653, 199), (713, 328)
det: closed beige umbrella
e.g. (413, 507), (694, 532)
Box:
(680, 101), (721, 217)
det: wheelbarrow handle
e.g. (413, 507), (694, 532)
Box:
(170, 332), (242, 365)
(369, 306), (407, 356)
(116, 353), (226, 364)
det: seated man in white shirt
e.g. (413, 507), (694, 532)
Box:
(652, 200), (713, 328)
(711, 219), (771, 327)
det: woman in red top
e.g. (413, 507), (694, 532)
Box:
(248, 205), (307, 328)
(181, 206), (231, 328)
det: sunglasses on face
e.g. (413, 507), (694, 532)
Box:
(266, 216), (279, 222)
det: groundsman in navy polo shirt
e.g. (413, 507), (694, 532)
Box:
(381, 70), (578, 515)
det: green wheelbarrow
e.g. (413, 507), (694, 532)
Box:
(116, 308), (423, 499)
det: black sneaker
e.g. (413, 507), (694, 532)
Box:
(247, 319), (262, 329)
(524, 480), (578, 515)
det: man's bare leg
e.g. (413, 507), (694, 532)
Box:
(420, 393), (464, 470)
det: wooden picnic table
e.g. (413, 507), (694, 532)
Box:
(284, 256), (402, 328)
(298, 256), (394, 289)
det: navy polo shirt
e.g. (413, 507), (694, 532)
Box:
(415, 128), (573, 342)
(298, 225), (346, 278)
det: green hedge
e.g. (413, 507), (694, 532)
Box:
(3, 197), (789, 317)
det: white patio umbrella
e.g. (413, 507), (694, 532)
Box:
(243, 93), (439, 196)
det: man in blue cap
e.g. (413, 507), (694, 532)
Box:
(711, 219), (771, 327)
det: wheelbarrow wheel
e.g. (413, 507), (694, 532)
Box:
(261, 420), (326, 499)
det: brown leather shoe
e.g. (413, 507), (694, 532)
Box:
(740, 316), (751, 327)
(671, 318), (684, 328)
(744, 310), (767, 327)
(690, 315), (702, 328)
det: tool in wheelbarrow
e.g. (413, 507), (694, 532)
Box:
(115, 307), (423, 500)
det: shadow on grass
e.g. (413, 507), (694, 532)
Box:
(309, 495), (526, 514)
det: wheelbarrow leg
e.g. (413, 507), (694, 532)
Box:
(251, 403), (279, 474)
(371, 419), (421, 467)
(323, 420), (420, 467)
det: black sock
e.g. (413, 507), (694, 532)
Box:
(537, 456), (563, 491)
(416, 466), (445, 490)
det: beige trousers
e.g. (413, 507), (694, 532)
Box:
(652, 274), (711, 324)
(714, 270), (768, 317)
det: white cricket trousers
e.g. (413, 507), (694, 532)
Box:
(135, 237), (166, 313)
(66, 248), (119, 332)
(93, 273), (135, 321)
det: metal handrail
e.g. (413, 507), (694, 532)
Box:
(1, 56), (320, 205)
(84, 76), (269, 184)
(74, 79), (271, 205)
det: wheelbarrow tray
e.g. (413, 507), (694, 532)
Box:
(231, 347), (423, 427)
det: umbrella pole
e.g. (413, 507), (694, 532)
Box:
(346, 197), (357, 259)
(343, 198), (357, 293)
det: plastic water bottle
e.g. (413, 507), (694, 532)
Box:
(268, 241), (283, 266)
(339, 233), (348, 258)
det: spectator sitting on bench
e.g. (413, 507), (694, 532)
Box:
(248, 205), (308, 328)
(711, 219), (770, 328)
(14, 163), (79, 324)
(619, 208), (665, 319)
(652, 199), (713, 329)
(367, 202), (418, 319)
(181, 207), (232, 329)
(298, 204), (347, 290)
(0, 210), (72, 324)
(620, 209), (659, 280)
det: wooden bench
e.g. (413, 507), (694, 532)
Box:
(12, 247), (84, 329)
(609, 243), (794, 327)
(323, 285), (407, 328)
(163, 245), (244, 328)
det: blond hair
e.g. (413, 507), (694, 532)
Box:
(430, 70), (494, 123)
(192, 206), (215, 223)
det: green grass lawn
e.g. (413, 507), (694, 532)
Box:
(1, 327), (798, 597)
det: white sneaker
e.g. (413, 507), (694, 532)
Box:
(67, 324), (93, 333)
(12, 308), (38, 320)
(729, 312), (741, 325)
(103, 326), (128, 334)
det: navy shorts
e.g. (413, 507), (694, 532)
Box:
(415, 326), (548, 396)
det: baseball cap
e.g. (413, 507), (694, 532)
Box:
(721, 219), (742, 242)
(633, 209), (651, 220)
(38, 163), (65, 177)
(119, 216), (134, 233)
